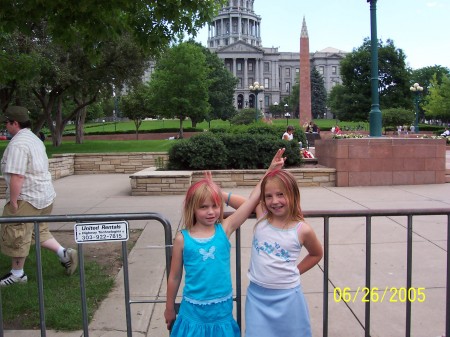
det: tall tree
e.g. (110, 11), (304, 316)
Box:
(120, 83), (156, 139)
(333, 38), (410, 121)
(310, 67), (327, 119)
(198, 42), (238, 123)
(411, 65), (450, 121)
(290, 76), (300, 119)
(148, 42), (210, 138)
(1, 25), (150, 145)
(0, 31), (45, 111)
(423, 74), (450, 123)
(0, 1), (225, 144)
(0, 1), (224, 58)
(411, 65), (449, 91)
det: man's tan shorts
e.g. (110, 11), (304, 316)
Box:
(1, 200), (54, 258)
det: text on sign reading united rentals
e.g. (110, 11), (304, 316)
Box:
(74, 221), (129, 243)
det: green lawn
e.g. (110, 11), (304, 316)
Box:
(44, 140), (174, 157)
(0, 139), (174, 159)
(76, 117), (369, 134)
(0, 118), (371, 158)
(0, 245), (114, 330)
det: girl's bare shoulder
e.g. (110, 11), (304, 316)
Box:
(298, 221), (316, 241)
(173, 231), (185, 245)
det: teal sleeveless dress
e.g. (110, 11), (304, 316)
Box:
(170, 224), (240, 337)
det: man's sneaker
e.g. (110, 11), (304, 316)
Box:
(60, 248), (78, 276)
(0, 272), (27, 286)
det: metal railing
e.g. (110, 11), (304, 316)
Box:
(0, 208), (448, 337)
(302, 208), (450, 337)
(0, 213), (172, 337)
(230, 208), (449, 337)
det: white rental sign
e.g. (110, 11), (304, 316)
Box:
(74, 221), (129, 243)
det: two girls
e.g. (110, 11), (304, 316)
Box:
(165, 149), (286, 337)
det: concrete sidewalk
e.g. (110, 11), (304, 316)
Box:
(3, 172), (450, 337)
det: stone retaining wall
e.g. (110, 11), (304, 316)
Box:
(0, 152), (169, 199)
(0, 152), (335, 198)
(130, 167), (336, 196)
(71, 153), (169, 174)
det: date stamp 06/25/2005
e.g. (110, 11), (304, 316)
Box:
(333, 287), (426, 303)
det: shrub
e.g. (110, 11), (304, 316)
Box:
(218, 133), (262, 168)
(168, 131), (302, 170)
(382, 108), (414, 131)
(230, 108), (263, 125)
(212, 123), (307, 148)
(167, 133), (229, 170)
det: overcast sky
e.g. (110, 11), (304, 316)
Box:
(194, 0), (450, 70)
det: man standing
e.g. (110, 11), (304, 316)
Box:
(0, 106), (77, 286)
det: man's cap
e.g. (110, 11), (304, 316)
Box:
(0, 106), (30, 123)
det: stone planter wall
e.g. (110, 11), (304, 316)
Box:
(315, 138), (446, 187)
(130, 167), (336, 196)
(1, 152), (336, 198)
(71, 153), (169, 174)
(0, 153), (169, 199)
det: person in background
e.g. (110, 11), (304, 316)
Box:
(305, 122), (313, 133)
(333, 124), (342, 135)
(312, 122), (320, 133)
(0, 106), (78, 286)
(282, 125), (294, 141)
(440, 127), (450, 136)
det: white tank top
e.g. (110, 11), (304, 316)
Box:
(248, 219), (303, 289)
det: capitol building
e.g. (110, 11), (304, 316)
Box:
(147, 0), (348, 113)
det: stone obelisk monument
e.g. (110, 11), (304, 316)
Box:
(299, 17), (312, 128)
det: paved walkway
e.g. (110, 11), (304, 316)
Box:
(3, 150), (450, 337)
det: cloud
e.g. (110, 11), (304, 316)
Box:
(426, 1), (447, 8)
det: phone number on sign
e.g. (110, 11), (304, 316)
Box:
(333, 287), (426, 303)
(81, 233), (126, 241)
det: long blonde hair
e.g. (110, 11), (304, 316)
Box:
(258, 169), (304, 224)
(182, 179), (224, 230)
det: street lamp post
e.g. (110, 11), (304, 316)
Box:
(284, 103), (290, 125)
(249, 81), (264, 122)
(273, 101), (278, 119)
(113, 89), (118, 132)
(366, 0), (382, 137)
(285, 112), (291, 126)
(410, 82), (423, 133)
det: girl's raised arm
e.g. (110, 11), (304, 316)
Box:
(222, 148), (285, 237)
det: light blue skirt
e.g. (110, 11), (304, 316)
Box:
(245, 282), (311, 337)
(171, 297), (240, 337)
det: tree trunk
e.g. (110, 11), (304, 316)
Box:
(75, 106), (88, 144)
(179, 118), (184, 139)
(134, 119), (141, 140)
(73, 93), (98, 144)
(32, 87), (61, 146)
(31, 114), (47, 135)
(0, 83), (16, 112)
(52, 97), (65, 147)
